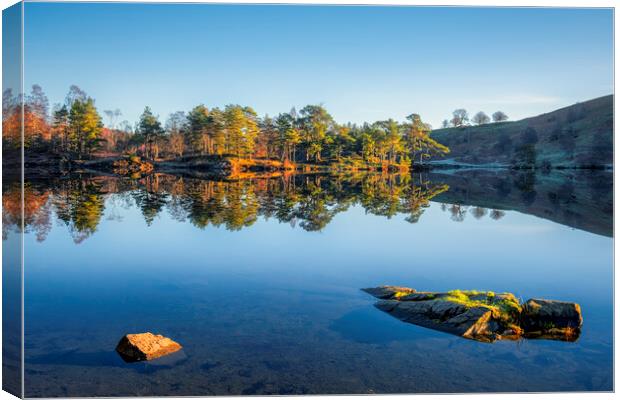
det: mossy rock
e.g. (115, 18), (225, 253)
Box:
(363, 286), (582, 343)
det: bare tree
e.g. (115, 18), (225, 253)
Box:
(64, 85), (87, 107)
(114, 109), (122, 127)
(28, 84), (49, 120)
(104, 109), (122, 129)
(104, 110), (113, 127)
(169, 132), (185, 158)
(472, 111), (490, 125)
(165, 111), (187, 135)
(119, 120), (133, 134)
(450, 109), (469, 127)
(492, 111), (509, 122)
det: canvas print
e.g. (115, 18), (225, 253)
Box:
(2, 2), (614, 397)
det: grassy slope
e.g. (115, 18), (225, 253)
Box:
(430, 95), (613, 168)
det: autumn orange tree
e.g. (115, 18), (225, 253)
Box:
(3, 86), (51, 149)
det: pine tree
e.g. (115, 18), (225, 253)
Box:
(136, 106), (164, 159)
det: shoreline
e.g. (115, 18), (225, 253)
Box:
(2, 152), (613, 180)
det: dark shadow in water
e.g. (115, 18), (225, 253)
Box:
(330, 307), (443, 344)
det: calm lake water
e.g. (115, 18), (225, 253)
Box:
(4, 170), (613, 396)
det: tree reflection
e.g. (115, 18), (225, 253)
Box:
(53, 180), (106, 243)
(2, 172), (545, 243)
(2, 183), (52, 242)
(132, 175), (169, 226)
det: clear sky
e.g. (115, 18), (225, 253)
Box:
(23, 3), (613, 128)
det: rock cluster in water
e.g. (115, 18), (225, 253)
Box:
(363, 286), (582, 343)
(116, 332), (182, 362)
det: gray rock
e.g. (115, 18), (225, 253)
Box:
(375, 298), (501, 341)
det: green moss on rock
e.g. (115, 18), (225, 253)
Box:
(363, 285), (582, 343)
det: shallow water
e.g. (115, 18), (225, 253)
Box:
(5, 170), (613, 396)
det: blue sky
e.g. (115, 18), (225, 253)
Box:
(23, 4), (613, 128)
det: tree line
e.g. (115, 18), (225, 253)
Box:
(3, 84), (450, 166)
(441, 109), (509, 128)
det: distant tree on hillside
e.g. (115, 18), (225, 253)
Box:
(441, 119), (449, 128)
(492, 111), (509, 122)
(450, 109), (469, 127)
(472, 111), (490, 125)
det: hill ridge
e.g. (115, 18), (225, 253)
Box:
(430, 94), (613, 168)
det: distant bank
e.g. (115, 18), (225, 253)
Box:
(5, 95), (613, 179)
(430, 95), (613, 169)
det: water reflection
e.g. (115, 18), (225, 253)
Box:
(15, 169), (613, 396)
(3, 169), (613, 243)
(4, 173), (450, 241)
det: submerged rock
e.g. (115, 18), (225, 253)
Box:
(116, 332), (182, 362)
(362, 286), (582, 343)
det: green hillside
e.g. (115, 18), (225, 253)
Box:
(430, 95), (613, 168)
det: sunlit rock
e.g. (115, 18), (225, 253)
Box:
(521, 298), (582, 341)
(115, 332), (182, 362)
(111, 156), (154, 176)
(363, 286), (582, 343)
(361, 286), (416, 299)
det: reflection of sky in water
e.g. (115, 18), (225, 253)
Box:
(26, 199), (612, 302)
(20, 196), (613, 395)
